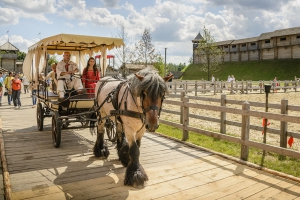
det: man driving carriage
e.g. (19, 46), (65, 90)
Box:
(56, 51), (84, 101)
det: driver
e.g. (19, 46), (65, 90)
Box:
(56, 51), (84, 101)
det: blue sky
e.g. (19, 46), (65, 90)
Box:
(0, 0), (300, 66)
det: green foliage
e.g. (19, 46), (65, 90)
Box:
(182, 59), (300, 81)
(47, 55), (58, 66)
(157, 124), (300, 178)
(195, 27), (224, 81)
(152, 54), (164, 77)
(17, 51), (27, 60)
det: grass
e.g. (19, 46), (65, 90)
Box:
(157, 124), (300, 178)
(182, 59), (300, 81)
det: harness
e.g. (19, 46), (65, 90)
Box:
(95, 78), (165, 128)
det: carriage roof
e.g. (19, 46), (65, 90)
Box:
(28, 33), (124, 54)
(24, 33), (124, 81)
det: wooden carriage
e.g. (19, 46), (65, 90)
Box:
(23, 33), (124, 148)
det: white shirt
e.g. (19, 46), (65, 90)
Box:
(211, 76), (215, 82)
(22, 75), (30, 85)
(56, 60), (78, 80)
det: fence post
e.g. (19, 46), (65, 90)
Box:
(220, 94), (226, 134)
(241, 80), (244, 94)
(241, 101), (250, 161)
(203, 80), (206, 94)
(195, 81), (198, 96)
(246, 81), (248, 94)
(284, 81), (287, 92)
(213, 80), (216, 95)
(279, 98), (288, 159)
(180, 91), (185, 124)
(174, 82), (177, 94)
(230, 81), (234, 94)
(182, 95), (189, 141)
(294, 76), (297, 92)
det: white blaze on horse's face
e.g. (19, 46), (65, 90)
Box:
(141, 91), (162, 132)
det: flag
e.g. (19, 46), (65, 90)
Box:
(288, 137), (294, 147)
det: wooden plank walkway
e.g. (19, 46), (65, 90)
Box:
(0, 93), (300, 199)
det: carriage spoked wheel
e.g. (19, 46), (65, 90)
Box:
(105, 118), (117, 143)
(52, 111), (61, 148)
(36, 102), (44, 131)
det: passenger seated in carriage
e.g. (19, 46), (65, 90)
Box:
(56, 51), (84, 101)
(44, 63), (58, 93)
(81, 57), (100, 94)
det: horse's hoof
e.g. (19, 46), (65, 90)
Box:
(93, 146), (109, 158)
(124, 163), (148, 187)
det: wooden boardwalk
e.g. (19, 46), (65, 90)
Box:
(0, 94), (300, 199)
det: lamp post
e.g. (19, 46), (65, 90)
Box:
(262, 84), (271, 159)
(164, 48), (167, 77)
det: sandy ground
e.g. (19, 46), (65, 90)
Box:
(161, 89), (300, 151)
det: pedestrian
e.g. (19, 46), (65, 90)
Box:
(231, 75), (235, 83)
(11, 73), (22, 109)
(22, 75), (30, 94)
(0, 72), (3, 106)
(211, 74), (215, 85)
(4, 71), (13, 105)
(227, 75), (232, 89)
(30, 81), (38, 108)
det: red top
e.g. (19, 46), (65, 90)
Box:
(12, 79), (22, 90)
(82, 69), (100, 86)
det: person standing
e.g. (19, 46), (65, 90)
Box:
(22, 74), (30, 94)
(211, 74), (215, 85)
(81, 57), (100, 94)
(4, 71), (13, 105)
(0, 72), (3, 106)
(11, 73), (22, 109)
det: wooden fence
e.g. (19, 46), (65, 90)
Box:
(167, 79), (300, 95)
(160, 92), (300, 161)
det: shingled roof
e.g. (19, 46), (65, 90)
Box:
(214, 40), (234, 46)
(258, 27), (300, 40)
(0, 41), (19, 51)
(192, 32), (203, 42)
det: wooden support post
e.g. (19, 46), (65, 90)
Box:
(241, 80), (244, 94)
(220, 94), (226, 134)
(180, 91), (185, 124)
(195, 81), (198, 96)
(182, 95), (189, 141)
(230, 81), (234, 94)
(174, 82), (177, 94)
(213, 80), (216, 95)
(284, 81), (287, 92)
(241, 101), (250, 161)
(279, 98), (288, 160)
(246, 81), (248, 94)
(203, 81), (206, 94)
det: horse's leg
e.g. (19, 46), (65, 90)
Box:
(93, 121), (109, 158)
(116, 122), (130, 167)
(124, 132), (148, 187)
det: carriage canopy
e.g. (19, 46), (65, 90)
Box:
(23, 33), (124, 81)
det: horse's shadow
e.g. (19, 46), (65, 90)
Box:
(52, 148), (138, 199)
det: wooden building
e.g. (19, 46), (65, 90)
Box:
(0, 41), (19, 72)
(193, 26), (300, 63)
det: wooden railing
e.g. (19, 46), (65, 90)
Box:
(167, 79), (300, 95)
(160, 92), (300, 161)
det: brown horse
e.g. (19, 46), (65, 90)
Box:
(93, 68), (172, 187)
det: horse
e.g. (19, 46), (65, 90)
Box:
(93, 67), (172, 187)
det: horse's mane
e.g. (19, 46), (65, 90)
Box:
(128, 67), (169, 100)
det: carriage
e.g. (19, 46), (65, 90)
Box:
(23, 33), (172, 187)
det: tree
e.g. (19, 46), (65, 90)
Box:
(17, 51), (26, 60)
(113, 25), (135, 77)
(47, 55), (58, 66)
(152, 54), (164, 77)
(132, 28), (159, 67)
(195, 27), (224, 81)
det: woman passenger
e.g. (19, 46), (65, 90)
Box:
(82, 57), (100, 95)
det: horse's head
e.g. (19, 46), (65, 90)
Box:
(134, 71), (173, 132)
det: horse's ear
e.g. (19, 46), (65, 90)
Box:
(135, 73), (144, 81)
(163, 73), (173, 82)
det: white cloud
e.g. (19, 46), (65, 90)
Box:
(0, 7), (20, 26)
(1, 0), (56, 13)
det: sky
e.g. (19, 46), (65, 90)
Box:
(0, 0), (300, 67)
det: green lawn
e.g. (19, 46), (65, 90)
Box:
(182, 59), (300, 81)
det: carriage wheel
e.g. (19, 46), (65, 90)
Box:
(105, 118), (117, 143)
(52, 112), (61, 148)
(36, 103), (44, 131)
